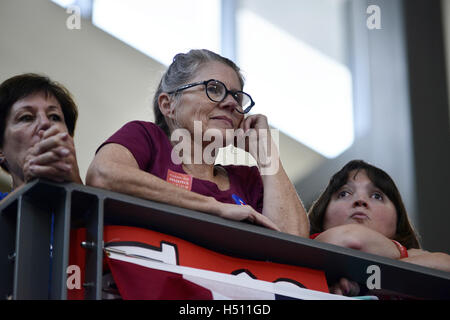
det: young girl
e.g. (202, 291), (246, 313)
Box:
(308, 160), (450, 295)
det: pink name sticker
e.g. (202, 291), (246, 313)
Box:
(166, 169), (193, 191)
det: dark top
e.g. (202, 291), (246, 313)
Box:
(98, 121), (264, 213)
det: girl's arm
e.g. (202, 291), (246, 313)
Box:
(314, 224), (401, 258)
(402, 249), (450, 272)
(316, 224), (450, 272)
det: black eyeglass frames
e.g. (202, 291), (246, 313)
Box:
(167, 79), (255, 114)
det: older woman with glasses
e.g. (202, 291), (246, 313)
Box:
(87, 49), (308, 236)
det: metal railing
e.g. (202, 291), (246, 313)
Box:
(1, 179), (449, 299)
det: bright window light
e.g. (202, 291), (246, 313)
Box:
(51, 0), (77, 7)
(92, 0), (221, 66)
(237, 10), (354, 159)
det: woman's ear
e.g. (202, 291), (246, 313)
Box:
(158, 93), (176, 120)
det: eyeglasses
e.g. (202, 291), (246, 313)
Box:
(167, 79), (255, 114)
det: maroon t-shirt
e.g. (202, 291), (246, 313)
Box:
(97, 121), (264, 213)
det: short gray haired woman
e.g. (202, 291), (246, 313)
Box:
(153, 49), (244, 136)
(87, 49), (308, 236)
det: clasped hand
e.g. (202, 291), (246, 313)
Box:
(23, 126), (81, 183)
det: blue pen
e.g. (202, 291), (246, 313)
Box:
(354, 295), (379, 300)
(232, 194), (246, 205)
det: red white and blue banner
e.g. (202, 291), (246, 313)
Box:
(104, 242), (354, 300)
(69, 226), (356, 300)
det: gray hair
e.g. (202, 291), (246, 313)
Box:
(152, 49), (245, 136)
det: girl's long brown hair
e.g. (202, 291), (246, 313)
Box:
(308, 160), (421, 249)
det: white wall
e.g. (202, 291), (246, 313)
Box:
(238, 0), (349, 65)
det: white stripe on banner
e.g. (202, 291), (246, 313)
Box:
(105, 247), (356, 300)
